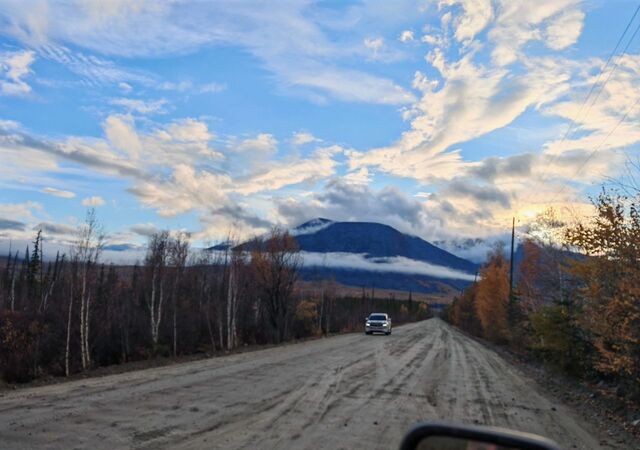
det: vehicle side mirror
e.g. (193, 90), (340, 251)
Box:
(400, 422), (561, 450)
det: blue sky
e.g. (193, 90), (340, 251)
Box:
(1, 0), (639, 260)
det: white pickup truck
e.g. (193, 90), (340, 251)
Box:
(365, 313), (392, 335)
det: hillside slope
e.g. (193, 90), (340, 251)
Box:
(233, 219), (478, 294)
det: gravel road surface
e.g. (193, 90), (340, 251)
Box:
(0, 319), (613, 449)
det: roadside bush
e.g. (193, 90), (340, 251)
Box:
(449, 285), (482, 336)
(0, 312), (42, 382)
(475, 248), (510, 343)
(153, 344), (171, 358)
(565, 191), (640, 390)
(292, 300), (319, 338)
(529, 304), (591, 377)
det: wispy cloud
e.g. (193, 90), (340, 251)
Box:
(290, 131), (320, 146)
(109, 98), (168, 115)
(38, 44), (153, 86)
(399, 30), (414, 43)
(0, 0), (635, 254)
(301, 251), (476, 281)
(42, 187), (76, 198)
(0, 49), (35, 95)
(0, 1), (413, 104)
(82, 196), (105, 207)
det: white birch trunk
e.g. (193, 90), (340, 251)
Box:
(149, 269), (157, 345)
(226, 265), (235, 350)
(217, 311), (223, 350)
(65, 288), (73, 377)
(84, 292), (91, 368)
(79, 272), (87, 370)
(9, 265), (16, 311)
(173, 299), (177, 357)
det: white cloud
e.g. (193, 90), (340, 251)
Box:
(235, 146), (341, 195)
(101, 115), (220, 167)
(411, 70), (438, 93)
(0, 49), (35, 95)
(236, 133), (277, 154)
(129, 164), (231, 217)
(199, 82), (226, 94)
(289, 218), (333, 236)
(0, 114), (344, 240)
(0, 201), (46, 243)
(38, 44), (153, 86)
(0, 201), (43, 222)
(291, 131), (320, 146)
(364, 37), (384, 54)
(489, 0), (583, 66)
(82, 196), (105, 207)
(103, 114), (143, 159)
(349, 16), (581, 184)
(158, 80), (226, 94)
(118, 82), (132, 93)
(291, 66), (415, 104)
(0, 0), (625, 251)
(301, 251), (476, 281)
(42, 187), (76, 198)
(441, 0), (493, 45)
(109, 97), (167, 114)
(342, 167), (372, 186)
(544, 8), (585, 50)
(276, 179), (428, 235)
(129, 223), (159, 237)
(0, 2), (413, 105)
(399, 30), (415, 43)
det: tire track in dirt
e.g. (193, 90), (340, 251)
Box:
(0, 319), (623, 450)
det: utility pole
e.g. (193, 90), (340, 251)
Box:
(509, 216), (515, 301)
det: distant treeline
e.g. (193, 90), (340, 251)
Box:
(0, 211), (429, 383)
(444, 190), (640, 399)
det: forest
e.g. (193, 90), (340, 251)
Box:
(446, 189), (640, 399)
(0, 212), (429, 383)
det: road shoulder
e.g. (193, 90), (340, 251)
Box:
(452, 324), (639, 449)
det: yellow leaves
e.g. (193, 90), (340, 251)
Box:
(295, 300), (317, 322)
(475, 250), (510, 343)
(293, 300), (320, 338)
(565, 190), (640, 382)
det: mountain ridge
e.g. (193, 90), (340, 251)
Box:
(214, 218), (478, 294)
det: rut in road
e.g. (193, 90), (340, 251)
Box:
(0, 318), (615, 450)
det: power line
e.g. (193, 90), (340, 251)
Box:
(517, 3), (640, 211)
(580, 17), (640, 129)
(551, 93), (640, 202)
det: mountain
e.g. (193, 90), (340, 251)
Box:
(230, 219), (478, 295)
(293, 219), (477, 273)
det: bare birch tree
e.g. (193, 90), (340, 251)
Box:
(168, 232), (189, 357)
(70, 209), (104, 371)
(251, 228), (301, 343)
(145, 231), (170, 348)
(226, 246), (246, 350)
(8, 250), (18, 311)
(64, 259), (77, 377)
(40, 252), (65, 314)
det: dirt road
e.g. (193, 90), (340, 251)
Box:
(0, 319), (614, 449)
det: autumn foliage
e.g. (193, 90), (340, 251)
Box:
(0, 223), (431, 384)
(565, 191), (640, 386)
(475, 247), (510, 343)
(448, 193), (640, 395)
